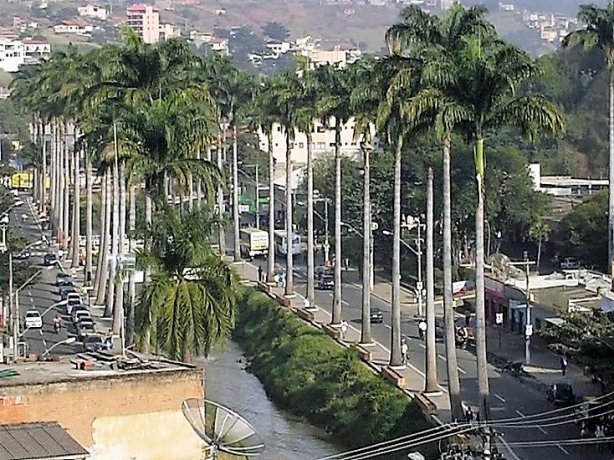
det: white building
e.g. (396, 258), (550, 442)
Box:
(53, 19), (93, 34)
(266, 40), (291, 57)
(159, 23), (181, 40)
(258, 117), (371, 165)
(440, 0), (453, 10)
(77, 4), (107, 21)
(23, 39), (51, 57)
(0, 38), (25, 72)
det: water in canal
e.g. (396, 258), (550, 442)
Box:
(198, 341), (340, 460)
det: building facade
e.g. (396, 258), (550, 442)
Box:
(78, 4), (108, 20)
(0, 38), (24, 72)
(127, 4), (160, 44)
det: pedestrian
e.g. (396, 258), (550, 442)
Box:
(274, 273), (280, 288)
(258, 265), (263, 282)
(341, 320), (348, 340)
(281, 272), (286, 290)
(401, 339), (409, 364)
(561, 355), (568, 376)
(418, 320), (427, 340)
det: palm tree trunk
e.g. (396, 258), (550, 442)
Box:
(609, 68), (614, 281)
(267, 132), (275, 283)
(284, 130), (294, 296)
(443, 133), (462, 419)
(49, 122), (56, 230)
(62, 126), (70, 251)
(536, 238), (542, 273)
(56, 123), (64, 244)
(96, 172), (111, 308)
(85, 149), (93, 285)
(217, 135), (226, 257)
(232, 125), (241, 262)
(70, 147), (81, 268)
(113, 165), (126, 337)
(361, 142), (372, 344)
(306, 133), (315, 307)
(40, 122), (47, 215)
(143, 193), (153, 352)
(127, 185), (136, 346)
(474, 137), (490, 421)
(331, 125), (342, 324)
(107, 165), (119, 329)
(425, 167), (438, 393)
(390, 138), (403, 367)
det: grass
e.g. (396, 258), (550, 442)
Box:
(0, 70), (13, 87)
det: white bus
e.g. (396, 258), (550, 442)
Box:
(273, 230), (301, 256)
(240, 228), (269, 259)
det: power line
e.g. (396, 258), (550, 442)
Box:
(315, 392), (614, 460)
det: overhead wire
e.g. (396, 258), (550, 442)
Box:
(314, 391), (614, 460)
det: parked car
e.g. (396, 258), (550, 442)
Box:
(316, 274), (334, 290)
(56, 273), (70, 285)
(77, 319), (95, 340)
(71, 306), (90, 324)
(560, 257), (580, 270)
(66, 297), (83, 316)
(82, 334), (106, 353)
(24, 310), (42, 329)
(42, 253), (57, 266)
(370, 308), (384, 324)
(59, 284), (78, 300)
(56, 276), (72, 288)
(547, 383), (576, 406)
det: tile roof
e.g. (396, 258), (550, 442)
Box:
(0, 422), (88, 460)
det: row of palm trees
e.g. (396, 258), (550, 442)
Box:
(242, 5), (564, 422)
(10, 30), (238, 360)
(11, 4), (570, 417)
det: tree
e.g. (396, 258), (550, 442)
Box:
(530, 219), (550, 272)
(136, 207), (239, 362)
(262, 22), (290, 41)
(315, 64), (354, 325)
(564, 3), (614, 279)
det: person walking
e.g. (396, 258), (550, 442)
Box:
(561, 355), (568, 376)
(258, 265), (263, 282)
(341, 320), (348, 340)
(418, 320), (427, 340)
(401, 339), (409, 365)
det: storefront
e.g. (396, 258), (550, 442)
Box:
(485, 275), (507, 326)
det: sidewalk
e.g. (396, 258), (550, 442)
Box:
(234, 260), (451, 422)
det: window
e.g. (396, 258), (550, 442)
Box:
(277, 126), (282, 132)
(329, 142), (336, 147)
(317, 142), (325, 150)
(317, 126), (326, 133)
(298, 142), (304, 148)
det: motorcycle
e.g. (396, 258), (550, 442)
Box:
(53, 321), (61, 334)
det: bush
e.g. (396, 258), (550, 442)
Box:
(234, 289), (438, 459)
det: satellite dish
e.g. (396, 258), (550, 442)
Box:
(182, 398), (265, 459)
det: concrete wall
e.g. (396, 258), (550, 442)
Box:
(0, 368), (205, 459)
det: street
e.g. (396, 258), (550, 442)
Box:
(244, 247), (609, 460)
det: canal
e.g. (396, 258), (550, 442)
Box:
(198, 341), (341, 460)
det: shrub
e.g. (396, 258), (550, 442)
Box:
(234, 289), (438, 459)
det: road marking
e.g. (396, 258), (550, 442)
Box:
(457, 366), (466, 375)
(556, 444), (569, 455)
(438, 354), (447, 361)
(515, 410), (548, 435)
(384, 324), (391, 330)
(494, 393), (506, 403)
(419, 343), (426, 349)
(496, 434), (522, 460)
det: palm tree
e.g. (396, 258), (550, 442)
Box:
(387, 3), (501, 419)
(136, 206), (239, 362)
(270, 71), (302, 297)
(247, 80), (278, 283)
(564, 4), (614, 278)
(417, 30), (564, 420)
(529, 219), (550, 272)
(424, 167), (438, 393)
(294, 61), (319, 308)
(314, 64), (354, 324)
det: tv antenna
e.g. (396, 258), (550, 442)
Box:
(182, 398), (265, 460)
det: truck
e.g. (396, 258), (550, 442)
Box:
(239, 228), (269, 260)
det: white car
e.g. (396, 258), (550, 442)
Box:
(24, 310), (42, 329)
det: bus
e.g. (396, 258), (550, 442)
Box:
(273, 230), (301, 256)
(239, 228), (269, 260)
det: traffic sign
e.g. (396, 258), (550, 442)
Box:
(525, 324), (533, 337)
(495, 313), (503, 325)
(371, 222), (379, 231)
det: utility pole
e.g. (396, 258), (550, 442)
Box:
(416, 221), (423, 317)
(324, 198), (330, 264)
(9, 253), (17, 361)
(509, 256), (535, 365)
(254, 164), (260, 229)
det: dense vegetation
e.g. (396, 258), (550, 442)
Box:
(234, 289), (437, 459)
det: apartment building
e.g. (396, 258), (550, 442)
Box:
(0, 38), (24, 72)
(77, 4), (108, 20)
(258, 117), (371, 165)
(127, 4), (160, 44)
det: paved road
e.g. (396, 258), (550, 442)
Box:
(9, 193), (79, 358)
(242, 247), (609, 460)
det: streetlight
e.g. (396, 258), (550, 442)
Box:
(42, 337), (76, 357)
(341, 221), (375, 291)
(241, 164), (261, 229)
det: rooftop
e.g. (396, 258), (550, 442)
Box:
(540, 175), (608, 188)
(0, 352), (196, 388)
(0, 421), (88, 460)
(127, 3), (159, 13)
